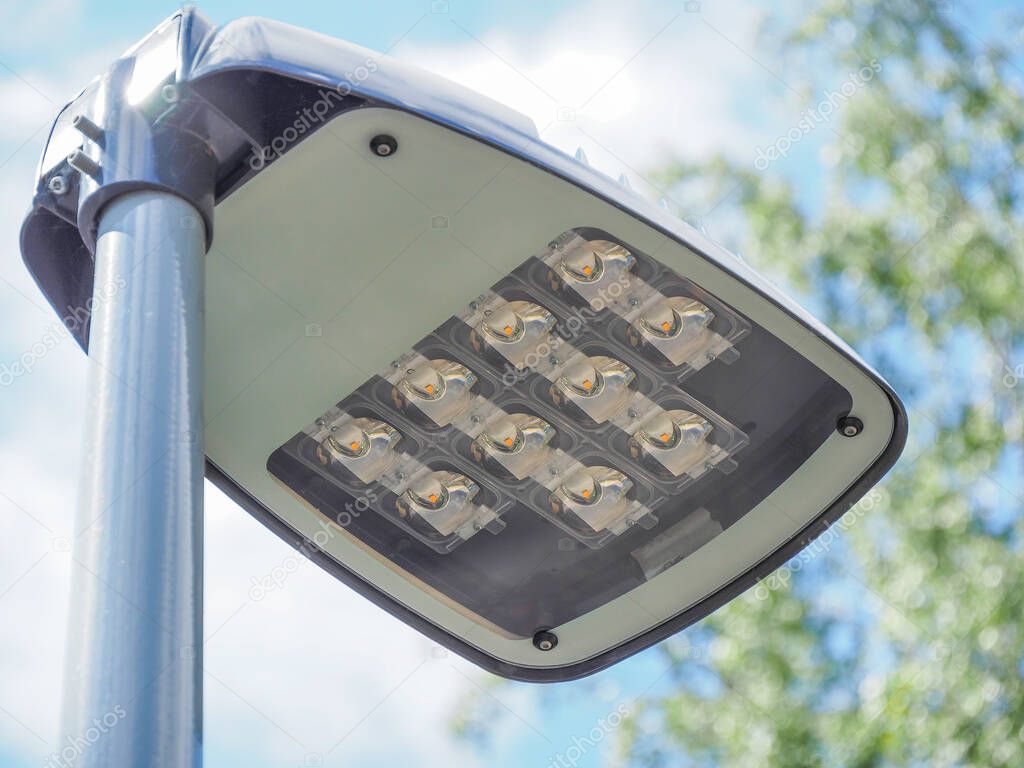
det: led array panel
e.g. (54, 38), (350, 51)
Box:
(269, 228), (849, 636)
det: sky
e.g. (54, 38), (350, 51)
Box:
(0, 1), (1011, 767)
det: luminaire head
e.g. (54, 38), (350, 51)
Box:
(20, 8), (907, 681)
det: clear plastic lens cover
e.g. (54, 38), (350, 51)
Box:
(268, 228), (851, 637)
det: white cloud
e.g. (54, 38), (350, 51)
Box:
(0, 446), (75, 760)
(0, 0), (84, 55)
(0, 78), (58, 149)
(396, 0), (768, 201)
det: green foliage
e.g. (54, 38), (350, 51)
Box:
(624, 2), (1024, 766)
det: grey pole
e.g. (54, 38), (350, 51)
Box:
(60, 190), (205, 767)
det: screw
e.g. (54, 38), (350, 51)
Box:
(162, 84), (181, 103)
(67, 150), (101, 180)
(370, 134), (398, 157)
(533, 629), (558, 651)
(837, 415), (863, 437)
(71, 114), (105, 145)
(47, 175), (68, 195)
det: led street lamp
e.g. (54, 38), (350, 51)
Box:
(21, 6), (907, 708)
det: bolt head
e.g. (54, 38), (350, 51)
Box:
(532, 629), (558, 651)
(370, 134), (398, 157)
(837, 415), (864, 437)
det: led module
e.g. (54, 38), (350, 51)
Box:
(630, 409), (715, 477)
(392, 359), (478, 426)
(470, 300), (557, 369)
(549, 237), (637, 307)
(551, 355), (636, 423)
(396, 470), (490, 537)
(550, 465), (638, 534)
(628, 296), (717, 366)
(470, 412), (557, 479)
(315, 417), (401, 483)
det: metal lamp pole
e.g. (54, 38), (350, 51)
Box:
(61, 190), (205, 767)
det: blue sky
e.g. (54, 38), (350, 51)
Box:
(0, 1), (1015, 767)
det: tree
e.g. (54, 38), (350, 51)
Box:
(622, 2), (1024, 765)
(459, 1), (1024, 765)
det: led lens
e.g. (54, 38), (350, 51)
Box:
(630, 410), (714, 477)
(551, 466), (636, 533)
(554, 239), (636, 304)
(397, 470), (488, 537)
(551, 355), (636, 423)
(394, 359), (478, 426)
(317, 417), (401, 483)
(471, 300), (556, 369)
(472, 413), (557, 479)
(630, 297), (716, 366)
